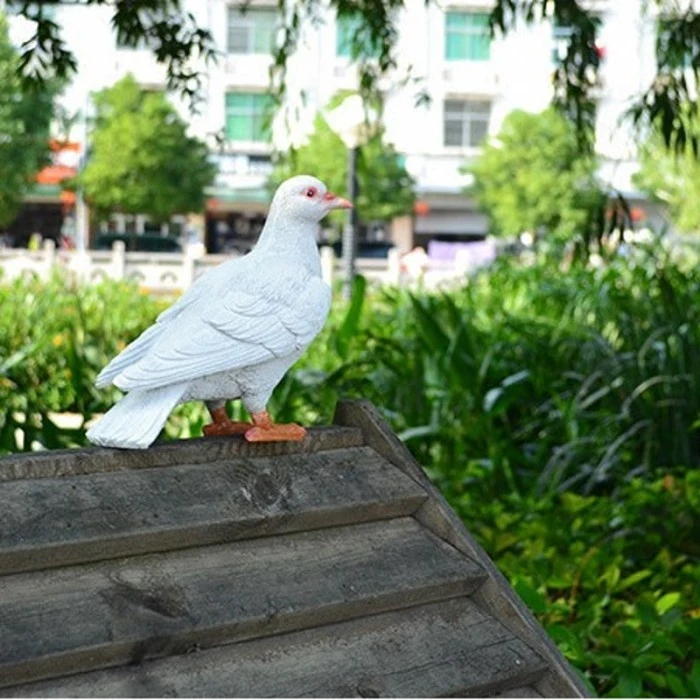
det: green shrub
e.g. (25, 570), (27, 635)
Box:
(463, 474), (700, 697)
(0, 272), (166, 451)
(309, 246), (700, 499)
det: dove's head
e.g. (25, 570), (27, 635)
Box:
(271, 175), (352, 223)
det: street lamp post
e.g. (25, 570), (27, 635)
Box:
(75, 96), (93, 254)
(342, 145), (359, 299)
(325, 95), (377, 300)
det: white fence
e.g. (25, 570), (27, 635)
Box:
(0, 240), (478, 294)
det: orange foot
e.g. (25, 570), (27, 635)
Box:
(203, 406), (252, 437)
(244, 410), (307, 443)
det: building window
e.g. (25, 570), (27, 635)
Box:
(443, 100), (491, 147)
(225, 92), (272, 142)
(227, 6), (276, 54)
(336, 16), (380, 58)
(445, 12), (491, 61)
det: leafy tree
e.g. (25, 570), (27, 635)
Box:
(271, 107), (415, 225)
(10, 1), (700, 154)
(80, 74), (215, 222)
(633, 117), (700, 233)
(0, 11), (57, 228)
(467, 108), (606, 252)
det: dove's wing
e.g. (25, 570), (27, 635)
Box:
(95, 322), (166, 388)
(95, 259), (241, 388)
(114, 275), (331, 392)
(155, 257), (237, 323)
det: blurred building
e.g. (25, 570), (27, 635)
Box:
(4, 0), (671, 250)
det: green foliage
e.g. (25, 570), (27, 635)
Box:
(634, 118), (700, 233)
(1, 246), (699, 696)
(271, 108), (415, 225)
(81, 74), (215, 221)
(467, 476), (699, 698)
(0, 272), (167, 451)
(360, 249), (700, 496)
(628, 7), (700, 157)
(0, 12), (58, 228)
(467, 108), (606, 249)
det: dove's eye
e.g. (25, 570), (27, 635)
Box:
(304, 187), (318, 198)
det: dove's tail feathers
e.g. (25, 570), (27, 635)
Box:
(95, 324), (164, 389)
(86, 383), (187, 450)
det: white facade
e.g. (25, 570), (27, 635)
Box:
(6, 0), (671, 241)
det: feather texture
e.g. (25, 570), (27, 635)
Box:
(86, 383), (188, 449)
(115, 275), (329, 392)
(95, 323), (165, 388)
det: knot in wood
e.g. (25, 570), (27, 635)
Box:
(248, 471), (288, 509)
(356, 683), (381, 698)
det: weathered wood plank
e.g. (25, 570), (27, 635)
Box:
(2, 597), (547, 698)
(0, 518), (486, 689)
(0, 446), (427, 575)
(0, 426), (363, 483)
(334, 399), (590, 699)
(492, 686), (543, 697)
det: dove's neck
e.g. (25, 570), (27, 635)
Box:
(255, 209), (321, 267)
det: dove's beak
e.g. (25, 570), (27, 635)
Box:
(325, 193), (353, 210)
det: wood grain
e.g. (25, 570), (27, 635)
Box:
(0, 446), (427, 575)
(0, 518), (485, 689)
(2, 597), (547, 698)
(493, 686), (543, 697)
(0, 426), (363, 483)
(0, 399), (577, 698)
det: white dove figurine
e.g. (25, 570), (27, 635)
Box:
(87, 175), (351, 449)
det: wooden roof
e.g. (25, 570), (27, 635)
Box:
(0, 400), (588, 698)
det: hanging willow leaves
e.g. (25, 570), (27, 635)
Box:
(11, 0), (217, 111)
